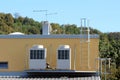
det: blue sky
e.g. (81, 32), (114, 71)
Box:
(0, 0), (120, 32)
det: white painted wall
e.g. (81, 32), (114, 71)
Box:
(29, 59), (46, 69)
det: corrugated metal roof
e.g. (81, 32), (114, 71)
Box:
(0, 34), (99, 39)
(0, 76), (101, 80)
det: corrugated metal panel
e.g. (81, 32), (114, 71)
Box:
(0, 76), (101, 80)
(0, 34), (99, 39)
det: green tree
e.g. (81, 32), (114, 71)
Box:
(27, 26), (40, 34)
(64, 24), (80, 34)
(5, 13), (14, 27)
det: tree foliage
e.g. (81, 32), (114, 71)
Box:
(0, 13), (42, 34)
(99, 33), (120, 79)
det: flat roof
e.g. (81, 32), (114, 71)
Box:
(0, 34), (99, 39)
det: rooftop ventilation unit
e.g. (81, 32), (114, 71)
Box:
(42, 21), (52, 35)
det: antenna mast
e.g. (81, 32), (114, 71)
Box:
(33, 10), (57, 21)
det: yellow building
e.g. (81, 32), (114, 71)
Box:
(0, 21), (99, 77)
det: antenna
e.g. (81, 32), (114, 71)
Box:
(45, 12), (57, 21)
(33, 10), (57, 21)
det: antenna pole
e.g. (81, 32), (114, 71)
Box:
(33, 10), (48, 21)
(87, 20), (90, 42)
(43, 10), (48, 21)
(33, 10), (57, 21)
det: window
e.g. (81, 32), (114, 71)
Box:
(58, 50), (69, 59)
(30, 50), (45, 59)
(37, 50), (39, 59)
(30, 50), (34, 59)
(0, 62), (8, 69)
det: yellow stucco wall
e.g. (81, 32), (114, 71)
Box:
(0, 38), (99, 72)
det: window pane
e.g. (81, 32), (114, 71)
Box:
(34, 50), (37, 59)
(62, 50), (64, 59)
(0, 62), (8, 69)
(42, 50), (44, 59)
(40, 50), (42, 59)
(37, 50), (39, 59)
(65, 50), (67, 59)
(67, 50), (69, 59)
(58, 50), (61, 59)
(60, 50), (62, 59)
(30, 50), (33, 59)
(65, 50), (69, 59)
(38, 50), (40, 59)
(38, 50), (45, 59)
(41, 50), (43, 59)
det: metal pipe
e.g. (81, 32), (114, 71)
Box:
(49, 44), (52, 66)
(80, 19), (83, 35)
(80, 19), (83, 67)
(25, 44), (29, 70)
(87, 20), (90, 67)
(105, 58), (107, 80)
(74, 44), (76, 70)
(108, 58), (111, 69)
(87, 36), (90, 68)
(101, 59), (102, 74)
(87, 20), (90, 42)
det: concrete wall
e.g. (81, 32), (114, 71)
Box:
(0, 38), (99, 72)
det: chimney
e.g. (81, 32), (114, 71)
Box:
(42, 21), (52, 35)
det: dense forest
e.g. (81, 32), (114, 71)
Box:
(0, 13), (120, 79)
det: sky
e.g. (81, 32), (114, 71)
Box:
(0, 0), (120, 32)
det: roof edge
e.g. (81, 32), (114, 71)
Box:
(0, 34), (99, 39)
